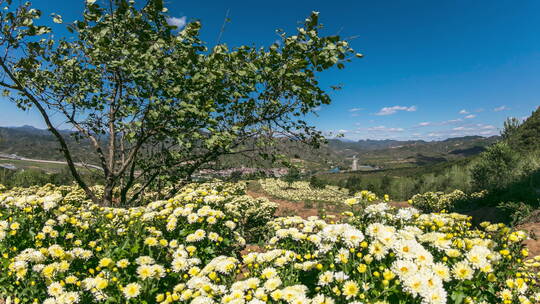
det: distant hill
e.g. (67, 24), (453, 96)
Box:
(328, 138), (426, 151)
(328, 136), (498, 153)
(0, 126), (94, 163)
(0, 125), (500, 171)
(326, 135), (500, 169)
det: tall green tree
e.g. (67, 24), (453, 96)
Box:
(0, 0), (359, 204)
(501, 117), (521, 140)
(283, 166), (301, 188)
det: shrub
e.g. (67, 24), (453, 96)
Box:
(176, 181), (277, 242)
(410, 189), (473, 213)
(224, 195), (277, 242)
(309, 176), (326, 189)
(282, 166), (302, 188)
(497, 201), (536, 225)
(470, 142), (519, 191)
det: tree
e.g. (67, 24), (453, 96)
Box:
(380, 175), (391, 192)
(344, 176), (362, 193)
(0, 0), (359, 205)
(309, 175), (326, 189)
(501, 117), (521, 140)
(283, 166), (301, 188)
(470, 142), (519, 191)
(228, 170), (243, 183)
(505, 107), (540, 151)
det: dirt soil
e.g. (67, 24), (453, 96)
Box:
(517, 223), (540, 257)
(247, 190), (322, 218)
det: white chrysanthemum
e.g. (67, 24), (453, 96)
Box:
(264, 277), (282, 291)
(123, 283), (141, 299)
(58, 291), (80, 304)
(392, 259), (418, 278)
(47, 282), (63, 297)
(452, 261), (474, 280)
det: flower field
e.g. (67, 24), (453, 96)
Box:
(1, 183), (540, 303)
(258, 179), (350, 203)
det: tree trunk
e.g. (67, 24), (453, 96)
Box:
(103, 177), (116, 205)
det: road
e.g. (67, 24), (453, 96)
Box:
(0, 155), (102, 170)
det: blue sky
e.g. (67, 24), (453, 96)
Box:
(1, 0), (539, 140)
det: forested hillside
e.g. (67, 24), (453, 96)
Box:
(506, 107), (540, 151)
(0, 126), (93, 162)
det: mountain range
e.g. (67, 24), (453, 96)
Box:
(0, 125), (500, 171)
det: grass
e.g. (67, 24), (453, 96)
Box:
(319, 157), (473, 182)
(0, 158), (67, 172)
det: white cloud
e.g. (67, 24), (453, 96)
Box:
(464, 114), (476, 119)
(459, 109), (469, 114)
(367, 126), (404, 132)
(452, 126), (473, 131)
(494, 105), (510, 112)
(444, 118), (463, 124)
(166, 16), (187, 29)
(480, 124), (496, 130)
(348, 107), (363, 112)
(417, 118), (463, 127)
(375, 105), (417, 116)
(338, 129), (349, 133)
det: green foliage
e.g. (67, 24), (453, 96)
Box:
(0, 167), (101, 188)
(343, 175), (362, 194)
(283, 166), (301, 188)
(227, 171), (243, 182)
(389, 177), (419, 200)
(501, 117), (522, 141)
(470, 142), (519, 191)
(497, 201), (537, 225)
(328, 161), (473, 201)
(308, 175), (326, 189)
(506, 107), (540, 151)
(180, 181), (278, 243)
(0, 168), (59, 188)
(409, 189), (485, 213)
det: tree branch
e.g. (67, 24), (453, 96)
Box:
(0, 57), (98, 203)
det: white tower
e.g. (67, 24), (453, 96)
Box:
(351, 155), (358, 171)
